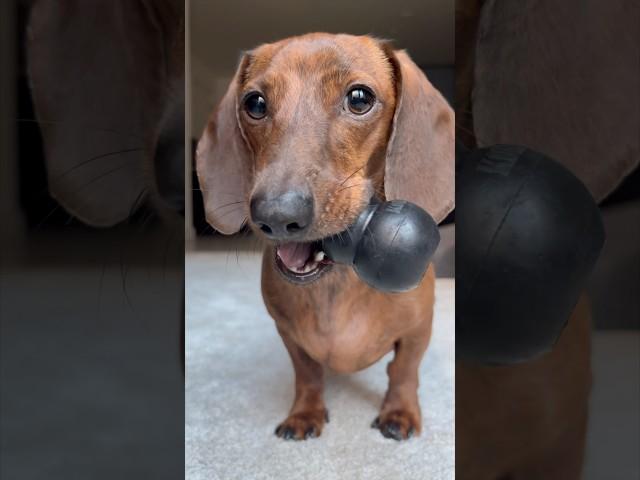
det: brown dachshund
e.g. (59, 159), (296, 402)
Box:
(197, 33), (454, 441)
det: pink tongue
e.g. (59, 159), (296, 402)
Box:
(277, 242), (312, 270)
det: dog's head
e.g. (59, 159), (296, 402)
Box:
(197, 33), (453, 283)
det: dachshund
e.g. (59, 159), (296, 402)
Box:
(196, 33), (454, 441)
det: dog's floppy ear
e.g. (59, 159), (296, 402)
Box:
(27, 0), (178, 227)
(382, 47), (454, 223)
(196, 54), (252, 235)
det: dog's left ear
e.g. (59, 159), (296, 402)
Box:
(382, 46), (454, 223)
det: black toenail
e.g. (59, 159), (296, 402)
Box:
(371, 417), (380, 429)
(381, 421), (403, 441)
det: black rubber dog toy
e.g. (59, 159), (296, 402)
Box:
(322, 200), (440, 293)
(456, 144), (605, 364)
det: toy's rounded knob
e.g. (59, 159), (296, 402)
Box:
(456, 144), (605, 364)
(322, 200), (440, 293)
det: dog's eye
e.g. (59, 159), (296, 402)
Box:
(244, 93), (267, 119)
(345, 87), (375, 115)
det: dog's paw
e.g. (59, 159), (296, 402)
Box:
(274, 408), (329, 441)
(371, 409), (420, 441)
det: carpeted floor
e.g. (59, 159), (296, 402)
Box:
(186, 249), (455, 480)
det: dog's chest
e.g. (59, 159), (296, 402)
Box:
(301, 310), (395, 374)
(279, 268), (398, 373)
(263, 252), (434, 374)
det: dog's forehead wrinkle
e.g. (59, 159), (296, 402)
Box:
(265, 39), (351, 77)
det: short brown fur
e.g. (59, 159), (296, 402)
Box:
(197, 33), (454, 440)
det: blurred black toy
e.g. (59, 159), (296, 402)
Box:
(456, 144), (605, 364)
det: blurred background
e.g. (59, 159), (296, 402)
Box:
(1, 1), (184, 478)
(457, 1), (639, 478)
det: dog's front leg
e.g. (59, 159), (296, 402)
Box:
(274, 329), (328, 441)
(373, 327), (431, 440)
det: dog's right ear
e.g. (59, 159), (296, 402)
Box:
(196, 54), (252, 235)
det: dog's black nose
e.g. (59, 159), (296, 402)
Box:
(250, 190), (314, 239)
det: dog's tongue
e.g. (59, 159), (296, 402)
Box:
(277, 242), (312, 270)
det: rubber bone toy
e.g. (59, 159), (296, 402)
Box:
(321, 199), (440, 293)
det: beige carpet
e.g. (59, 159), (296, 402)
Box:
(186, 249), (454, 480)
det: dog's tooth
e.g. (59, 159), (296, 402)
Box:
(314, 251), (325, 262)
(303, 262), (318, 274)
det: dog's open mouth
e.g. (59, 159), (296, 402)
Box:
(275, 241), (333, 284)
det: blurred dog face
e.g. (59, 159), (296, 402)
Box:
(238, 35), (397, 240)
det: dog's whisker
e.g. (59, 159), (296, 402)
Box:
(336, 183), (367, 194)
(338, 165), (365, 187)
(137, 210), (157, 232)
(50, 147), (145, 182)
(34, 204), (63, 231)
(201, 190), (247, 197)
(36, 161), (146, 230)
(119, 245), (136, 315)
(200, 224), (215, 235)
(128, 188), (149, 220)
(345, 224), (354, 244)
(216, 206), (246, 221)
(28, 148), (146, 201)
(16, 118), (145, 140)
(76, 162), (134, 191)
(209, 201), (245, 214)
